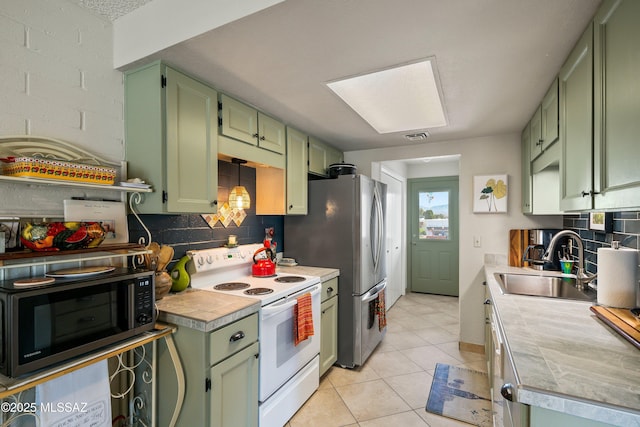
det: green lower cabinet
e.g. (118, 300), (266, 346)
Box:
(209, 341), (259, 427)
(319, 277), (338, 377)
(319, 295), (338, 376)
(157, 313), (259, 427)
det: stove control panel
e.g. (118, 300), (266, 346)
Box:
(188, 244), (264, 273)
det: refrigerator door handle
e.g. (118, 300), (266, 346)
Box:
(371, 184), (384, 273)
(360, 280), (387, 303)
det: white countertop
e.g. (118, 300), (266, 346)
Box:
(485, 265), (640, 426)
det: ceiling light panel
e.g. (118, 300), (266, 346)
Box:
(327, 59), (447, 134)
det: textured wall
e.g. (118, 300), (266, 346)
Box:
(0, 0), (126, 216)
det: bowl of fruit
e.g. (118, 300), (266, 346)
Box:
(21, 222), (106, 251)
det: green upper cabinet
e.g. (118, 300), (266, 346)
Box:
(530, 79), (559, 161)
(286, 127), (308, 215)
(219, 94), (285, 155)
(559, 23), (594, 211)
(125, 62), (219, 214)
(593, 0), (640, 209)
(521, 122), (532, 214)
(308, 136), (343, 177)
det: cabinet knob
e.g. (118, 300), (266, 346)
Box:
(260, 136), (266, 141)
(289, 205), (293, 210)
(252, 133), (259, 138)
(484, 299), (491, 305)
(327, 287), (334, 293)
(211, 200), (218, 207)
(500, 383), (515, 402)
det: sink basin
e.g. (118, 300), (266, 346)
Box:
(494, 273), (596, 301)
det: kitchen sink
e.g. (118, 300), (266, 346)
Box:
(494, 273), (596, 301)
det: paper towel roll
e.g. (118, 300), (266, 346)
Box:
(597, 247), (639, 308)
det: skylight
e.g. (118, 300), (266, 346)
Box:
(326, 58), (447, 134)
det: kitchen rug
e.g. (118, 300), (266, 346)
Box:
(426, 363), (492, 427)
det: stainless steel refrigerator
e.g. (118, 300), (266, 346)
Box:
(284, 174), (387, 368)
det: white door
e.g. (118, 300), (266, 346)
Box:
(381, 169), (404, 308)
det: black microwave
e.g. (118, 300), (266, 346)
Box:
(0, 268), (155, 377)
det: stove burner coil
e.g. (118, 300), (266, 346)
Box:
(214, 282), (251, 291)
(244, 287), (274, 295)
(274, 276), (306, 283)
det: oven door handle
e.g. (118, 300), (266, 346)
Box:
(261, 284), (320, 319)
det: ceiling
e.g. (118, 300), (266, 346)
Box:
(74, 0), (601, 153)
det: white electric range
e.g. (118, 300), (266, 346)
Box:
(187, 243), (321, 427)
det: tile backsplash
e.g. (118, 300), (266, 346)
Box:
(127, 160), (284, 265)
(563, 211), (640, 276)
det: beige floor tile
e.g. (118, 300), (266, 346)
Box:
(412, 325), (459, 345)
(383, 370), (433, 409)
(335, 379), (411, 421)
(326, 363), (380, 387)
(366, 349), (424, 378)
(358, 410), (430, 426)
(374, 336), (397, 353)
(401, 345), (462, 371)
(382, 329), (429, 350)
(416, 408), (475, 426)
(288, 388), (357, 427)
(287, 293), (479, 426)
(318, 372), (335, 390)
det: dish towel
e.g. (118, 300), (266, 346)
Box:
(294, 292), (314, 345)
(376, 289), (387, 331)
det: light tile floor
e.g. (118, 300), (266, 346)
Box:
(285, 292), (487, 427)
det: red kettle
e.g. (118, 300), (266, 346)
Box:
(252, 247), (276, 277)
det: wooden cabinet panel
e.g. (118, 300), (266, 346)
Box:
(593, 0), (640, 209)
(308, 136), (343, 177)
(209, 341), (259, 427)
(125, 62), (218, 214)
(559, 24), (594, 211)
(220, 94), (258, 146)
(286, 127), (308, 215)
(320, 295), (338, 376)
(258, 112), (286, 154)
(521, 122), (532, 214)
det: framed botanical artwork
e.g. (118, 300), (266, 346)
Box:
(473, 174), (508, 213)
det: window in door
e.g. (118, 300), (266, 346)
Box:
(418, 191), (450, 240)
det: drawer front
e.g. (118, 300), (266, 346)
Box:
(322, 277), (338, 302)
(209, 313), (258, 366)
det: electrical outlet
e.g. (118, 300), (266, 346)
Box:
(473, 235), (482, 248)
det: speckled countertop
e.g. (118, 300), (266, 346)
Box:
(155, 288), (259, 332)
(276, 264), (340, 282)
(485, 265), (640, 426)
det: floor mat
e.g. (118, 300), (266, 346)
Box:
(425, 363), (493, 427)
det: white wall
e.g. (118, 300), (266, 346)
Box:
(346, 134), (562, 346)
(0, 0), (124, 216)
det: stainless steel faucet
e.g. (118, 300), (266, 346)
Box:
(542, 230), (597, 284)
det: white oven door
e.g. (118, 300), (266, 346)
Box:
(259, 283), (321, 402)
